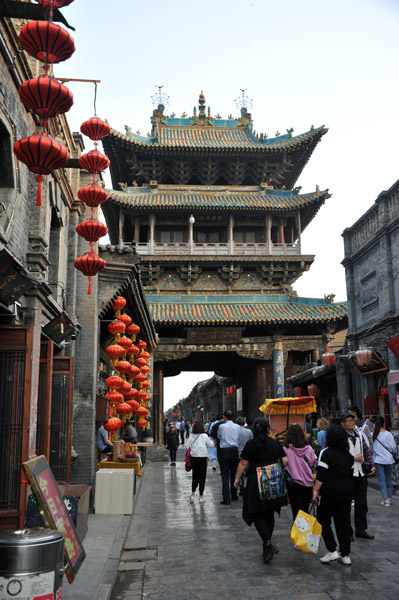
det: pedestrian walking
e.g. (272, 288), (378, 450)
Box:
(237, 416), (253, 494)
(188, 421), (214, 503)
(284, 424), (317, 520)
(372, 416), (397, 506)
(218, 411), (241, 504)
(165, 424), (179, 465)
(234, 418), (287, 564)
(316, 418), (329, 453)
(340, 411), (375, 539)
(180, 419), (186, 445)
(312, 424), (354, 565)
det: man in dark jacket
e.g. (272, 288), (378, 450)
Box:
(165, 424), (179, 466)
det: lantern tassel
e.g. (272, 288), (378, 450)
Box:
(87, 276), (92, 295)
(35, 175), (44, 206)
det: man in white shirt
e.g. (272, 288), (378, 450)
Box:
(218, 410), (241, 505)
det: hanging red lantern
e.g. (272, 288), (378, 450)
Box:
(322, 352), (336, 368)
(137, 341), (147, 350)
(105, 344), (125, 361)
(127, 324), (140, 338)
(118, 336), (133, 350)
(137, 418), (147, 429)
(126, 399), (139, 411)
(104, 392), (123, 406)
(107, 320), (125, 336)
(128, 364), (140, 377)
(115, 360), (132, 374)
(307, 384), (320, 399)
(80, 117), (111, 141)
(141, 351), (151, 361)
(76, 217), (108, 242)
(116, 402), (133, 416)
(135, 373), (147, 384)
(74, 249), (105, 294)
(19, 21), (75, 64)
(104, 417), (122, 432)
(126, 345), (139, 358)
(19, 75), (73, 120)
(112, 297), (127, 311)
(294, 386), (306, 397)
(141, 380), (150, 390)
(77, 183), (108, 208)
(135, 357), (147, 368)
(135, 406), (149, 418)
(355, 348), (372, 367)
(118, 314), (132, 327)
(121, 381), (132, 395)
(37, 0), (75, 9)
(79, 150), (110, 174)
(137, 391), (148, 402)
(124, 389), (138, 401)
(105, 375), (124, 390)
(140, 365), (150, 374)
(14, 132), (69, 206)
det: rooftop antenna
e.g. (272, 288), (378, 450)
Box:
(151, 85), (170, 108)
(234, 88), (253, 112)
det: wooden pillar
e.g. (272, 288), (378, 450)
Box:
(279, 222), (285, 244)
(149, 213), (155, 253)
(266, 215), (271, 254)
(134, 221), (140, 243)
(188, 215), (195, 253)
(297, 211), (302, 253)
(118, 207), (123, 246)
(228, 214), (234, 254)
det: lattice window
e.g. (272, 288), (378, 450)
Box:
(158, 229), (185, 243)
(234, 228), (263, 243)
(49, 369), (71, 482)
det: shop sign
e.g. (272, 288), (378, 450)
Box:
(23, 456), (86, 583)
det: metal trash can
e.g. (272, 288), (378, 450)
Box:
(0, 528), (64, 600)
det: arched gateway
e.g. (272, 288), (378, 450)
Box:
(102, 92), (347, 442)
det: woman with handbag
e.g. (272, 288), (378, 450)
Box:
(188, 421), (214, 504)
(284, 424), (318, 520)
(372, 416), (397, 506)
(312, 424), (354, 565)
(234, 418), (288, 564)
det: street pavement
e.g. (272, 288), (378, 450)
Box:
(109, 444), (399, 600)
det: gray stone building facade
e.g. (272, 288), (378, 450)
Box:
(341, 178), (399, 427)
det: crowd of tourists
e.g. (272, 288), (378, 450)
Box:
(164, 406), (398, 567)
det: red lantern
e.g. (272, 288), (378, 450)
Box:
(135, 357), (147, 368)
(355, 349), (372, 367)
(19, 21), (75, 64)
(37, 0), (75, 8)
(115, 360), (131, 374)
(126, 399), (139, 411)
(116, 402), (133, 416)
(126, 346), (139, 358)
(128, 364), (140, 377)
(19, 75), (73, 119)
(104, 417), (122, 432)
(141, 365), (150, 375)
(141, 380), (150, 390)
(294, 386), (305, 397)
(79, 150), (110, 174)
(118, 314), (132, 327)
(141, 351), (150, 360)
(121, 381), (132, 395)
(77, 184), (108, 208)
(322, 352), (336, 368)
(105, 375), (124, 390)
(127, 324), (140, 338)
(74, 249), (106, 294)
(104, 392), (123, 406)
(137, 341), (147, 350)
(80, 117), (111, 141)
(307, 384), (320, 399)
(137, 391), (148, 402)
(118, 336), (133, 350)
(135, 406), (149, 418)
(14, 132), (69, 206)
(135, 373), (146, 384)
(112, 297), (127, 311)
(137, 419), (147, 429)
(76, 218), (108, 243)
(105, 344), (125, 360)
(107, 320), (125, 336)
(124, 389), (138, 401)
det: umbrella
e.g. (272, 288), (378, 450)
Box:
(259, 396), (317, 443)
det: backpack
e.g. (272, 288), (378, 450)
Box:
(256, 462), (286, 500)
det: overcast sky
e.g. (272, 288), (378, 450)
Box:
(55, 0), (399, 408)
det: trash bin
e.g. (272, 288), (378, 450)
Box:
(0, 528), (64, 600)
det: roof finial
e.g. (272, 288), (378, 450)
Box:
(234, 88), (253, 114)
(151, 85), (170, 110)
(199, 90), (205, 105)
(198, 90), (206, 118)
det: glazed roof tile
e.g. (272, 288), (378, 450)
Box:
(105, 186), (330, 212)
(147, 295), (347, 326)
(108, 124), (327, 151)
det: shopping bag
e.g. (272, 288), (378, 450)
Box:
(185, 447), (192, 472)
(256, 462), (286, 500)
(290, 507), (322, 554)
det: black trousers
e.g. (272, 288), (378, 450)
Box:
(317, 495), (351, 557)
(169, 449), (177, 462)
(252, 510), (275, 543)
(219, 447), (239, 503)
(352, 475), (368, 534)
(180, 430), (185, 444)
(288, 482), (313, 520)
(191, 456), (208, 495)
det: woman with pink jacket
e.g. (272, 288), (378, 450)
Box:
(284, 424), (318, 520)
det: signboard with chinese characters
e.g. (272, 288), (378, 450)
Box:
(273, 347), (284, 398)
(23, 456), (86, 583)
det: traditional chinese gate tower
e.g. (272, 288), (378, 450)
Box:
(102, 92), (347, 437)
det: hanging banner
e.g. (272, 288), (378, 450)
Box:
(273, 347), (284, 398)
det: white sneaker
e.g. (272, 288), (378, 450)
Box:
(320, 551), (339, 563)
(340, 555), (352, 565)
(189, 495), (195, 503)
(199, 497), (206, 503)
(381, 500), (390, 506)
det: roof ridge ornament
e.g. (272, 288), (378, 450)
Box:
(151, 85), (170, 109)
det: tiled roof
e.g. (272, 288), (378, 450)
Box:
(105, 187), (330, 212)
(108, 124), (327, 151)
(147, 295), (347, 325)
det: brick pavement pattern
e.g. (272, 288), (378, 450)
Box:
(111, 446), (399, 600)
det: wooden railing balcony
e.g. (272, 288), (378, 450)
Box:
(134, 241), (300, 256)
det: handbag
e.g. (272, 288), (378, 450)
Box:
(256, 462), (286, 500)
(290, 505), (322, 554)
(362, 461), (373, 474)
(283, 469), (295, 489)
(184, 447), (192, 472)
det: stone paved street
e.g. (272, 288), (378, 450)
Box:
(111, 446), (399, 600)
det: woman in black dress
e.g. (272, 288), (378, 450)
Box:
(234, 418), (287, 564)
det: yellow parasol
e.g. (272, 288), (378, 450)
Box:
(259, 396), (317, 415)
